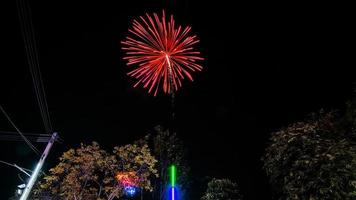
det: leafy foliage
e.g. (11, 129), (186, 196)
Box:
(32, 140), (157, 200)
(31, 142), (111, 200)
(262, 111), (356, 200)
(114, 140), (158, 191)
(201, 178), (243, 200)
(342, 101), (356, 139)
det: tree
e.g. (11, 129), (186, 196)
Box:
(32, 142), (112, 200)
(201, 178), (243, 200)
(32, 141), (158, 200)
(262, 111), (356, 200)
(113, 139), (158, 193)
(152, 125), (190, 200)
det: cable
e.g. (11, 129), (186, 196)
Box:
(0, 105), (40, 155)
(26, 0), (52, 133)
(0, 131), (63, 144)
(16, 0), (53, 134)
(23, 0), (52, 133)
(18, 174), (25, 183)
(16, 0), (49, 132)
(16, 0), (40, 123)
(0, 130), (51, 137)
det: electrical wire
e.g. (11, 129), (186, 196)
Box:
(0, 130), (52, 137)
(16, 0), (53, 134)
(0, 105), (40, 155)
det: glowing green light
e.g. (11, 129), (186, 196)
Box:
(170, 165), (176, 187)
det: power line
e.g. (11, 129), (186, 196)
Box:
(19, 0), (53, 133)
(16, 0), (53, 134)
(0, 131), (64, 144)
(0, 135), (52, 143)
(0, 104), (40, 155)
(0, 130), (52, 137)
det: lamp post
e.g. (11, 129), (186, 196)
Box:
(20, 132), (57, 200)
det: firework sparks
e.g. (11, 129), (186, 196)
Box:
(121, 10), (203, 96)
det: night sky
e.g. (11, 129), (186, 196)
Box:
(0, 0), (354, 199)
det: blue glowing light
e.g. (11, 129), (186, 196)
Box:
(124, 186), (137, 196)
(168, 187), (179, 200)
(171, 187), (175, 200)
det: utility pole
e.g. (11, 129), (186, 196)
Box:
(20, 132), (58, 200)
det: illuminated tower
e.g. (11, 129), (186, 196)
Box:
(169, 165), (177, 200)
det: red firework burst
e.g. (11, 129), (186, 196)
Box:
(121, 10), (203, 96)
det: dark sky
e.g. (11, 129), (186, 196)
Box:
(0, 0), (354, 199)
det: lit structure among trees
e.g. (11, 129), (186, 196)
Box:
(169, 165), (177, 200)
(152, 126), (190, 200)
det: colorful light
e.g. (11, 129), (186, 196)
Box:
(171, 187), (175, 200)
(169, 165), (177, 200)
(116, 171), (139, 197)
(170, 165), (176, 187)
(121, 10), (204, 96)
(124, 186), (137, 196)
